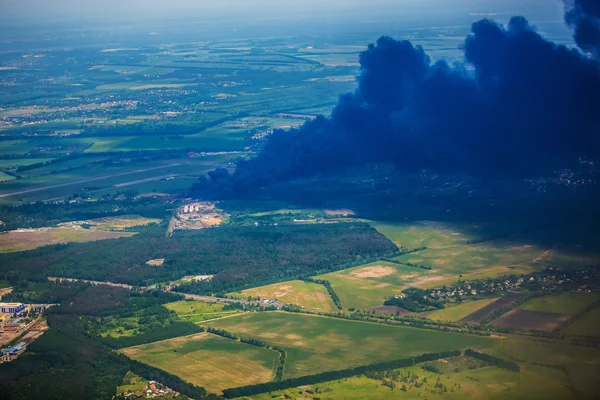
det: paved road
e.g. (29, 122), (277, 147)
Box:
(0, 163), (181, 198)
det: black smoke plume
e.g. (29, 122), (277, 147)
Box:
(198, 15), (600, 197)
(565, 0), (600, 57)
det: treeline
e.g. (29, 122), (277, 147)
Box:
(383, 258), (432, 270)
(464, 349), (520, 372)
(222, 350), (461, 398)
(302, 277), (342, 310)
(207, 327), (287, 381)
(384, 288), (444, 312)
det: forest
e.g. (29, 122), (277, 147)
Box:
(0, 223), (398, 294)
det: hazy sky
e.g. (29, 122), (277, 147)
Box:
(1, 0), (565, 26)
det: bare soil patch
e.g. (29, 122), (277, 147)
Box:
(491, 309), (571, 331)
(146, 259), (165, 266)
(460, 292), (526, 323)
(324, 209), (355, 216)
(350, 265), (395, 279)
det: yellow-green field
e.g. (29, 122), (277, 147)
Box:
(164, 300), (242, 323)
(203, 312), (495, 379)
(426, 298), (500, 322)
(120, 332), (279, 394)
(518, 292), (600, 315)
(59, 215), (162, 231)
(0, 228), (136, 253)
(251, 364), (573, 400)
(492, 337), (600, 399)
(229, 280), (337, 312)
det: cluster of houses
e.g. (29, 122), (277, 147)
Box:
(423, 265), (600, 303)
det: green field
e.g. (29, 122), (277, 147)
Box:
(314, 261), (434, 309)
(393, 240), (545, 278)
(229, 280), (337, 312)
(426, 298), (500, 322)
(367, 220), (475, 249)
(564, 306), (600, 338)
(518, 292), (600, 315)
(251, 363), (573, 400)
(164, 300), (241, 323)
(492, 337), (600, 399)
(203, 312), (495, 379)
(121, 332), (279, 394)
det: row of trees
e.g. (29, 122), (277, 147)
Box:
(302, 277), (342, 309)
(464, 349), (520, 372)
(222, 350), (461, 398)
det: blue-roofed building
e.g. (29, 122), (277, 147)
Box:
(0, 341), (26, 362)
(0, 303), (25, 314)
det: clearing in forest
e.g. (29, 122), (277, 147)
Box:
(229, 280), (337, 312)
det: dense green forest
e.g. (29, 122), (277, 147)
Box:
(0, 223), (397, 293)
(0, 283), (214, 400)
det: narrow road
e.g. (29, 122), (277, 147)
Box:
(0, 163), (181, 198)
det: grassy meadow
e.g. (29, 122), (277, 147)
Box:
(251, 363), (573, 400)
(164, 300), (242, 323)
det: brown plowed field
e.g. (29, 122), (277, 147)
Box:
(491, 309), (571, 331)
(460, 292), (525, 323)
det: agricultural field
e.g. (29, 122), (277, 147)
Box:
(120, 332), (280, 394)
(517, 291), (600, 315)
(314, 261), (437, 310)
(564, 306), (600, 338)
(164, 300), (242, 323)
(252, 363), (573, 400)
(491, 309), (571, 332)
(228, 280), (337, 312)
(492, 338), (600, 399)
(460, 293), (526, 323)
(203, 312), (495, 379)
(0, 227), (136, 253)
(58, 215), (162, 231)
(426, 298), (500, 322)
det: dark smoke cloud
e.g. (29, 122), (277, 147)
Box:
(565, 0), (600, 57)
(198, 15), (600, 197)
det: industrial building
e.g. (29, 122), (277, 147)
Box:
(0, 303), (25, 314)
(0, 342), (26, 363)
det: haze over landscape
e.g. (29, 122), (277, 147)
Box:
(0, 1), (599, 400)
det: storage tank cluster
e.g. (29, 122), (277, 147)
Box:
(182, 205), (200, 214)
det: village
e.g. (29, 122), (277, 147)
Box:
(421, 265), (600, 303)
